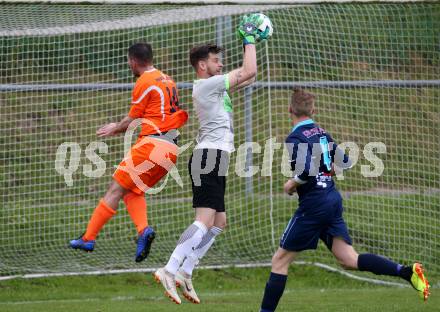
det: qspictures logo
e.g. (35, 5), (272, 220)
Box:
(54, 119), (387, 193)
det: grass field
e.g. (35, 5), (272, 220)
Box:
(0, 266), (438, 312)
(1, 193), (438, 279)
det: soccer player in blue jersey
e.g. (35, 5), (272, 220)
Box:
(259, 88), (430, 312)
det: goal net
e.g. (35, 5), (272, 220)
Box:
(0, 2), (439, 280)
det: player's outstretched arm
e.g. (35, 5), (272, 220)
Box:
(228, 14), (263, 89)
(230, 75), (256, 93)
(228, 13), (273, 91)
(97, 115), (134, 137)
(228, 44), (257, 90)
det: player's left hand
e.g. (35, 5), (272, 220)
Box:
(97, 122), (118, 137)
(237, 13), (261, 44)
(284, 179), (297, 195)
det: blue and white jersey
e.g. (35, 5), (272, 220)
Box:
(285, 119), (352, 205)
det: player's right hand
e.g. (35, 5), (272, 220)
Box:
(97, 122), (118, 137)
(237, 14), (261, 45)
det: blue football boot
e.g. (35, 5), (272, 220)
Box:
(135, 226), (155, 262)
(69, 235), (95, 252)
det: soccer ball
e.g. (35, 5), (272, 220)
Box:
(256, 13), (273, 41)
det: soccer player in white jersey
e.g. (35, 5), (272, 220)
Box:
(154, 14), (270, 304)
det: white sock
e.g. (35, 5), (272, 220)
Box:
(181, 226), (223, 276)
(165, 221), (208, 275)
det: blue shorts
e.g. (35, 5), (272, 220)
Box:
(280, 191), (352, 252)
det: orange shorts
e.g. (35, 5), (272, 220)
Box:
(113, 136), (178, 195)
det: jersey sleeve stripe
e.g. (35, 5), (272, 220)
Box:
(132, 85), (165, 120)
(224, 74), (229, 91)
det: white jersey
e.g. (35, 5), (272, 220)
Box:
(192, 74), (234, 153)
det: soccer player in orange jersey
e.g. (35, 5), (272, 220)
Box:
(69, 42), (188, 263)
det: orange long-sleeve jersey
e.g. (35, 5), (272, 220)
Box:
(128, 68), (188, 136)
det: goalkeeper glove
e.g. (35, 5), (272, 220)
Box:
(257, 26), (271, 42)
(237, 14), (263, 45)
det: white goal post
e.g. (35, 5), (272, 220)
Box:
(0, 1), (439, 281)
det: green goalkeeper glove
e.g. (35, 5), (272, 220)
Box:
(257, 26), (271, 41)
(237, 14), (263, 45)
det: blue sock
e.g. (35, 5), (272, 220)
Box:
(357, 253), (401, 276)
(260, 272), (287, 312)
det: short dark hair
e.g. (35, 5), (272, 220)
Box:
(128, 42), (153, 64)
(290, 88), (316, 117)
(189, 44), (224, 68)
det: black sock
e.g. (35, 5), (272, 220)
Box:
(260, 272), (287, 312)
(357, 253), (400, 276)
(398, 265), (413, 282)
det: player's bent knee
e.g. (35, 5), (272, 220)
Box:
(215, 220), (226, 230)
(271, 258), (284, 272)
(108, 180), (126, 195)
(271, 256), (290, 274)
(271, 255), (283, 267)
(103, 181), (128, 208)
(205, 220), (215, 229)
(197, 217), (214, 229)
(213, 212), (227, 230)
(271, 249), (295, 273)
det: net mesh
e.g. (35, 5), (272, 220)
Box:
(0, 3), (439, 279)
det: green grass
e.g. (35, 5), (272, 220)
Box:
(1, 193), (438, 279)
(0, 266), (438, 312)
